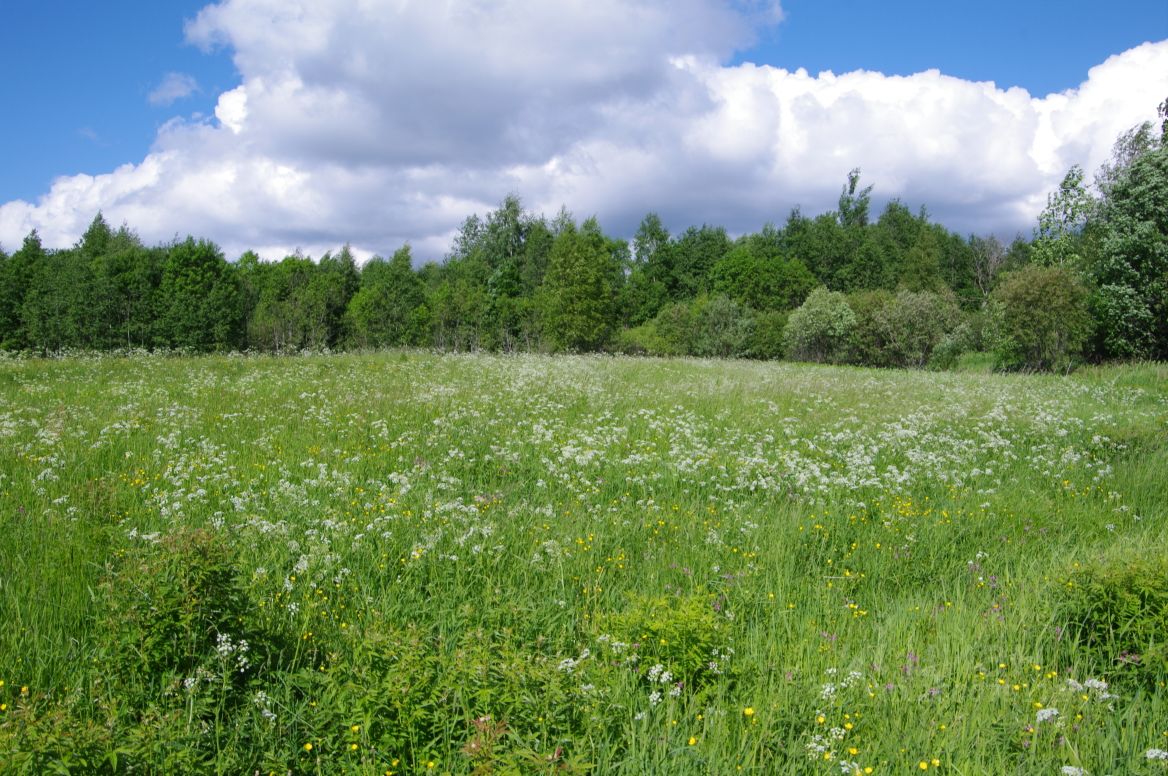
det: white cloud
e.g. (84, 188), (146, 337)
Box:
(1, 1), (1164, 261)
(148, 72), (200, 106)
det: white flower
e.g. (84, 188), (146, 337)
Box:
(1036, 707), (1060, 724)
(1147, 748), (1168, 761)
(1060, 767), (1087, 776)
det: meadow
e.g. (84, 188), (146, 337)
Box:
(0, 351), (1165, 774)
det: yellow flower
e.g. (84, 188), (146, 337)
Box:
(351, 724), (361, 733)
(931, 759), (940, 767)
(350, 743), (359, 751)
(919, 762), (929, 770)
(743, 707), (754, 717)
(688, 736), (697, 745)
(303, 743), (313, 752)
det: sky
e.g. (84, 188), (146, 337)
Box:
(1, 0), (1166, 263)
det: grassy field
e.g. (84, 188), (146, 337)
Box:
(0, 352), (1165, 774)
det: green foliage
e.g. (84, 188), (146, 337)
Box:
(783, 286), (856, 363)
(874, 289), (964, 368)
(710, 242), (815, 312)
(987, 265), (1092, 372)
(1059, 544), (1168, 688)
(1032, 165), (1096, 270)
(158, 238), (244, 351)
(612, 321), (677, 356)
(540, 218), (616, 352)
(745, 309), (789, 360)
(98, 529), (262, 683)
(597, 590), (733, 695)
(689, 295), (753, 358)
(845, 289), (895, 367)
(1091, 143), (1168, 359)
(346, 245), (431, 348)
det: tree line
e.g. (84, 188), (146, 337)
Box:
(1, 103), (1164, 371)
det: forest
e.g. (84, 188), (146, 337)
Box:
(1, 107), (1164, 372)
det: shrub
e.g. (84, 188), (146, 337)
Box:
(846, 289), (894, 367)
(613, 322), (676, 356)
(746, 309), (789, 360)
(690, 295), (753, 358)
(987, 265), (1092, 372)
(1058, 544), (1168, 688)
(784, 287), (856, 363)
(875, 289), (964, 368)
(595, 590), (734, 696)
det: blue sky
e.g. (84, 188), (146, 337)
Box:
(1, 1), (233, 202)
(736, 0), (1168, 94)
(1, 1), (1166, 259)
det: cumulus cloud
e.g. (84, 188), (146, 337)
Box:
(148, 72), (200, 106)
(1, 0), (1165, 261)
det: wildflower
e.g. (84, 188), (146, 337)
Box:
(1060, 767), (1088, 775)
(688, 736), (697, 746)
(1036, 707), (1060, 724)
(743, 707), (754, 717)
(303, 743), (313, 752)
(1147, 749), (1168, 761)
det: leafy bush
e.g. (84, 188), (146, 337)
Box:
(690, 295), (753, 358)
(1058, 544), (1168, 688)
(987, 265), (1093, 372)
(746, 309), (789, 359)
(875, 289), (964, 368)
(846, 289), (894, 367)
(784, 287), (856, 363)
(99, 529), (261, 682)
(612, 321), (676, 356)
(596, 590), (734, 695)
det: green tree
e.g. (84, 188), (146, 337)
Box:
(539, 216), (615, 352)
(1032, 165), (1096, 269)
(0, 232), (45, 349)
(1090, 125), (1168, 359)
(158, 238), (244, 351)
(670, 225), (730, 299)
(710, 240), (815, 311)
(20, 246), (94, 352)
(838, 168), (873, 229)
(346, 245), (430, 348)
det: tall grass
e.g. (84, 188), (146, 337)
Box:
(0, 352), (1164, 774)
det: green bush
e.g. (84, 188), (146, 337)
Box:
(846, 289), (894, 367)
(987, 265), (1093, 372)
(596, 590), (734, 696)
(784, 287), (856, 363)
(613, 321), (678, 356)
(99, 529), (260, 682)
(875, 289), (964, 368)
(746, 309), (789, 360)
(1058, 544), (1168, 688)
(690, 295), (753, 358)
